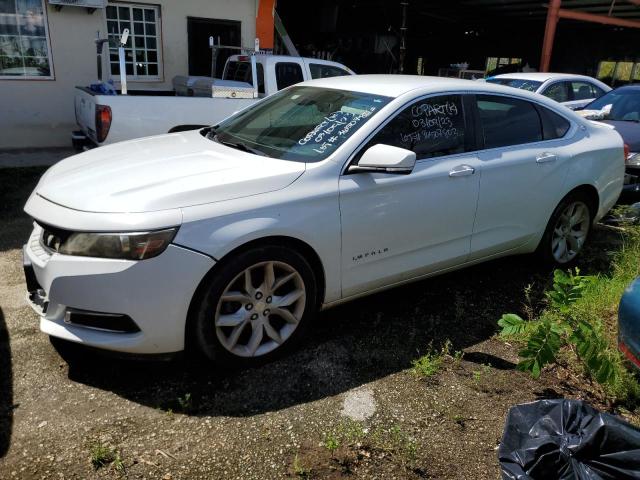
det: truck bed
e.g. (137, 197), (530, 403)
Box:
(74, 87), (254, 146)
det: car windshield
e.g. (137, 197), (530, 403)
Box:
(486, 78), (543, 92)
(586, 89), (640, 122)
(209, 86), (392, 162)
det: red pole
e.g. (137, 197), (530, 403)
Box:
(558, 8), (640, 29)
(540, 0), (561, 72)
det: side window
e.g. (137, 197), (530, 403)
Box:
(309, 64), (350, 79)
(538, 106), (571, 140)
(275, 62), (304, 90)
(542, 82), (570, 103)
(476, 95), (542, 149)
(571, 81), (597, 101)
(361, 95), (467, 160)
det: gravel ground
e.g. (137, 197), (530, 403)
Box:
(0, 166), (631, 479)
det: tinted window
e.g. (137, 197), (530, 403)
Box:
(275, 62), (304, 90)
(542, 82), (570, 102)
(571, 81), (597, 101)
(309, 64), (350, 79)
(477, 95), (542, 149)
(362, 95), (467, 160)
(213, 86), (391, 162)
(538, 106), (571, 140)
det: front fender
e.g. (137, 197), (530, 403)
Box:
(174, 183), (342, 303)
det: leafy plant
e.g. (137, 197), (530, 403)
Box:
(412, 351), (443, 378)
(545, 268), (594, 313)
(411, 342), (453, 378)
(323, 432), (339, 455)
(499, 268), (622, 385)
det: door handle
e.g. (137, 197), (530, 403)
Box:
(449, 165), (475, 177)
(536, 152), (557, 164)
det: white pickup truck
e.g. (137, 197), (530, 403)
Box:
(73, 54), (354, 148)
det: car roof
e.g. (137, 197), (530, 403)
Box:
(299, 74), (590, 102)
(612, 84), (640, 91)
(489, 72), (597, 82)
(300, 74), (507, 97)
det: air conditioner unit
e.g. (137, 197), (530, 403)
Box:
(48, 0), (107, 8)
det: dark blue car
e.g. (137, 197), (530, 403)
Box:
(585, 85), (640, 194)
(619, 277), (640, 370)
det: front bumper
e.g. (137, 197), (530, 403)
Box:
(24, 225), (215, 354)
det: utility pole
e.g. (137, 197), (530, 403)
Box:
(399, 1), (408, 73)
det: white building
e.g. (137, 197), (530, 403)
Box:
(0, 0), (265, 148)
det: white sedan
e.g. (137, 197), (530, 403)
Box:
(485, 73), (611, 110)
(24, 75), (624, 364)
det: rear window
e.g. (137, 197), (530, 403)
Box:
(476, 95), (543, 149)
(309, 64), (351, 79)
(223, 61), (265, 94)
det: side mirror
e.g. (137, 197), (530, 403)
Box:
(348, 144), (416, 175)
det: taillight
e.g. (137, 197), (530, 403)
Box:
(95, 104), (112, 143)
(624, 143), (630, 163)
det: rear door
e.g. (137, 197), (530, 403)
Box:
(469, 94), (573, 259)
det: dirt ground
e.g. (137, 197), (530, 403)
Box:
(0, 167), (633, 479)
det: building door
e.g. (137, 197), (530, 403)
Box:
(187, 17), (241, 78)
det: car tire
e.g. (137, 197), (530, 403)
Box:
(538, 191), (593, 265)
(189, 245), (318, 366)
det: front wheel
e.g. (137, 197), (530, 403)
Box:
(538, 193), (592, 265)
(189, 246), (317, 366)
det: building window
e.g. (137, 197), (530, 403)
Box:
(0, 0), (53, 79)
(106, 3), (161, 79)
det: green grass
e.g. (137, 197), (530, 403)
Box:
(411, 341), (455, 378)
(89, 441), (117, 470)
(500, 223), (640, 408)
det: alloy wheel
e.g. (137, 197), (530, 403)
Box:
(214, 261), (306, 357)
(551, 201), (590, 264)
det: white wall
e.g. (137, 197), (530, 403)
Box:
(0, 0), (256, 149)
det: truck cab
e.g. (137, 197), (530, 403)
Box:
(222, 54), (355, 97)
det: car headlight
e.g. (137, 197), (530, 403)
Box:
(55, 228), (178, 260)
(627, 152), (640, 166)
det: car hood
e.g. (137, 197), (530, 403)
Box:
(602, 120), (640, 152)
(34, 131), (305, 213)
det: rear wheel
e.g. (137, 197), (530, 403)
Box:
(539, 192), (592, 265)
(190, 246), (317, 366)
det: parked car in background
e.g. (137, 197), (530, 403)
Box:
(578, 85), (640, 194)
(73, 54), (354, 148)
(486, 73), (611, 110)
(25, 75), (624, 365)
(619, 277), (640, 370)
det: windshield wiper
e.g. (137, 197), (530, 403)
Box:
(203, 125), (219, 139)
(215, 136), (267, 157)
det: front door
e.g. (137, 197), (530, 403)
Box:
(339, 94), (481, 298)
(187, 17), (241, 78)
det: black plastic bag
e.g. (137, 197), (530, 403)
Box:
(498, 399), (640, 479)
